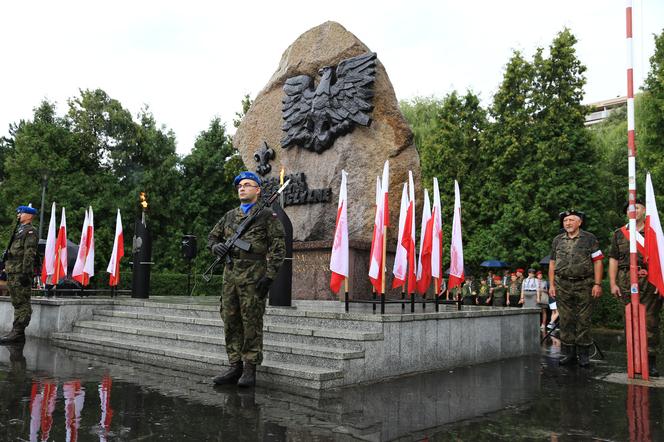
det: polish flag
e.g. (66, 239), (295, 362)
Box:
(392, 183), (409, 288)
(645, 173), (664, 297)
(330, 170), (349, 294)
(64, 380), (84, 442)
(107, 209), (124, 286)
(52, 207), (68, 284)
(404, 172), (417, 294)
(448, 180), (465, 290)
(369, 161), (389, 294)
(416, 189), (433, 294)
(431, 178), (443, 283)
(41, 202), (56, 284)
(73, 207), (95, 286)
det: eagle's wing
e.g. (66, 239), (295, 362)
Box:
(329, 52), (377, 130)
(281, 75), (315, 148)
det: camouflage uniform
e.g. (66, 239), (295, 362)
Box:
(609, 228), (662, 357)
(461, 280), (476, 306)
(550, 230), (603, 346)
(477, 283), (490, 305)
(4, 223), (38, 331)
(208, 205), (285, 365)
(508, 280), (521, 307)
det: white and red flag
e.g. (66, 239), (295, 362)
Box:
(448, 180), (465, 290)
(404, 171), (417, 294)
(645, 173), (664, 297)
(416, 189), (433, 294)
(330, 170), (349, 294)
(73, 207), (95, 286)
(107, 209), (124, 286)
(392, 183), (409, 288)
(369, 161), (389, 293)
(431, 178), (443, 285)
(52, 207), (68, 284)
(41, 202), (57, 284)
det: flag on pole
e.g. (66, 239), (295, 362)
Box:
(405, 171), (417, 294)
(369, 176), (384, 293)
(416, 189), (433, 294)
(41, 202), (57, 284)
(369, 161), (390, 293)
(431, 178), (443, 281)
(330, 170), (349, 294)
(392, 183), (409, 288)
(52, 207), (68, 285)
(448, 180), (465, 290)
(645, 173), (664, 296)
(107, 209), (124, 286)
(73, 207), (95, 286)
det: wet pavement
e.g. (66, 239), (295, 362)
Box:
(0, 332), (662, 441)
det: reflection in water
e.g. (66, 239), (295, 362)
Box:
(0, 336), (663, 441)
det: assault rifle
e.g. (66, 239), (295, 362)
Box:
(0, 218), (20, 272)
(202, 179), (290, 282)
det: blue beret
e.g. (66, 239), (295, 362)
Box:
(16, 205), (37, 215)
(233, 171), (262, 187)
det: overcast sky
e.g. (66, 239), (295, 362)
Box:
(2, 0), (663, 154)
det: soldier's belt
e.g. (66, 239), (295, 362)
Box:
(231, 252), (265, 261)
(558, 275), (592, 281)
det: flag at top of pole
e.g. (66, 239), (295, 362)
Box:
(330, 170), (349, 294)
(392, 182), (409, 288)
(431, 177), (443, 283)
(645, 173), (664, 297)
(52, 207), (68, 285)
(107, 209), (124, 287)
(72, 207), (95, 286)
(369, 160), (389, 294)
(416, 189), (433, 294)
(448, 180), (464, 290)
(41, 202), (57, 284)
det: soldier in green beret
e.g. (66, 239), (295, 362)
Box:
(549, 210), (604, 367)
(0, 205), (39, 344)
(208, 171), (285, 387)
(608, 200), (661, 377)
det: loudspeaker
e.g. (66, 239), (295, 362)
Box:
(182, 235), (197, 260)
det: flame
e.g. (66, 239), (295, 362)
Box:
(139, 192), (148, 209)
(280, 167), (285, 186)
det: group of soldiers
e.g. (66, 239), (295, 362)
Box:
(1, 171), (662, 384)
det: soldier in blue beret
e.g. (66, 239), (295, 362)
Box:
(1, 205), (39, 344)
(208, 171), (284, 387)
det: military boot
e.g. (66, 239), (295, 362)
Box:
(559, 344), (577, 366)
(0, 327), (25, 345)
(577, 345), (592, 368)
(212, 361), (243, 385)
(237, 362), (256, 388)
(648, 354), (659, 378)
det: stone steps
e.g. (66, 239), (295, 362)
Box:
(50, 300), (387, 389)
(51, 332), (346, 390)
(69, 320), (364, 369)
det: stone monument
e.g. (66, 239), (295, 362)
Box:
(234, 21), (421, 299)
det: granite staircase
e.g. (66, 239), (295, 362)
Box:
(51, 299), (384, 389)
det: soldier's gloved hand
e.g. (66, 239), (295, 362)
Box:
(256, 276), (273, 297)
(212, 243), (229, 257)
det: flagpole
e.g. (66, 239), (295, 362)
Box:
(625, 0), (649, 379)
(344, 277), (349, 313)
(381, 231), (386, 314)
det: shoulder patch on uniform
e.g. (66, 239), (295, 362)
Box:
(27, 230), (33, 234)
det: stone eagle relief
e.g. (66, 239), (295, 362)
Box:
(280, 52), (377, 153)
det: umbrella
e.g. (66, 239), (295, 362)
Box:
(479, 260), (510, 268)
(540, 255), (551, 266)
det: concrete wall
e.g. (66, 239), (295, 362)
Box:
(0, 297), (115, 338)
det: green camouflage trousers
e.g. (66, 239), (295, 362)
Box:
(618, 272), (662, 356)
(7, 273), (32, 329)
(555, 276), (594, 346)
(220, 281), (267, 365)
